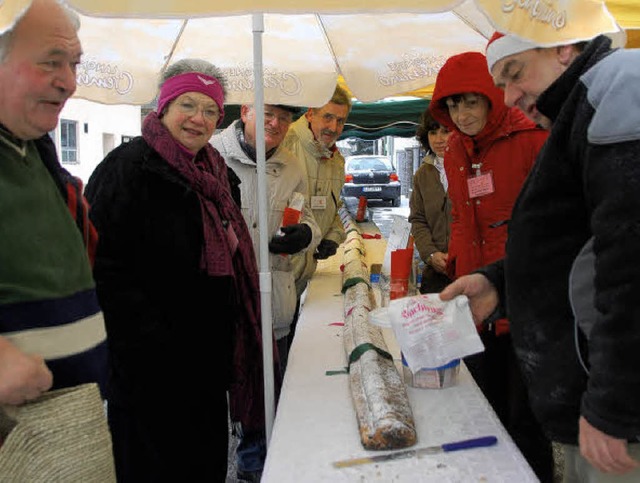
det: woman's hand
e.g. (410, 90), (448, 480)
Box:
(430, 251), (448, 274)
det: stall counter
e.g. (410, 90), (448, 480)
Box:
(262, 231), (539, 483)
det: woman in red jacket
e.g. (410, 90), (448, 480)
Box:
(430, 52), (554, 482)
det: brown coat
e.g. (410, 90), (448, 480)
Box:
(409, 154), (452, 292)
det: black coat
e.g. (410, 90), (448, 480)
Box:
(481, 36), (640, 444)
(85, 137), (237, 405)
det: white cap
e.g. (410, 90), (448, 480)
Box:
(485, 32), (538, 73)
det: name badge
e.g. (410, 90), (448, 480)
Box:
(467, 171), (495, 198)
(311, 195), (327, 210)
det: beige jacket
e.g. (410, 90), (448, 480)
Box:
(282, 115), (346, 295)
(212, 121), (321, 339)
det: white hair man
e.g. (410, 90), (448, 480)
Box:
(0, 0), (107, 406)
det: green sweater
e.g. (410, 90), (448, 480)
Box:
(0, 136), (94, 304)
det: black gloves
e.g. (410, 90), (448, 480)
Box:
(269, 223), (313, 255)
(313, 239), (339, 260)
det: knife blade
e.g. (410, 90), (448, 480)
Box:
(333, 435), (497, 468)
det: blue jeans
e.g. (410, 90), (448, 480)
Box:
(236, 337), (289, 474)
(236, 427), (266, 473)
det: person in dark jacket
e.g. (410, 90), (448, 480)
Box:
(442, 32), (640, 479)
(409, 109), (452, 294)
(429, 51), (554, 482)
(85, 58), (273, 482)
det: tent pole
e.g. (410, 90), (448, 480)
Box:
(252, 13), (276, 448)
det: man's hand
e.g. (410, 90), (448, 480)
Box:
(439, 273), (499, 325)
(268, 223), (313, 255)
(313, 239), (339, 260)
(579, 416), (640, 474)
(0, 337), (53, 405)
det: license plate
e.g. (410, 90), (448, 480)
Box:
(363, 186), (382, 192)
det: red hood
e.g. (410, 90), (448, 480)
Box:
(429, 52), (510, 145)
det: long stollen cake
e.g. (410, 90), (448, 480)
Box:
(339, 207), (417, 450)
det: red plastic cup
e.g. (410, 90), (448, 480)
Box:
(390, 248), (413, 300)
(282, 207), (301, 226)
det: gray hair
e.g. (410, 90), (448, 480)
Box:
(160, 58), (227, 97)
(312, 85), (352, 113)
(0, 0), (80, 63)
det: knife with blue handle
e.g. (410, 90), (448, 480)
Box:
(333, 435), (498, 468)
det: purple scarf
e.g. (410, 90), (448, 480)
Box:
(143, 112), (277, 431)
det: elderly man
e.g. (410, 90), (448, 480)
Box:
(212, 103), (320, 482)
(442, 31), (640, 480)
(281, 85), (351, 346)
(0, 0), (107, 405)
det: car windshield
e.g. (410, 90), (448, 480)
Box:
(347, 157), (392, 172)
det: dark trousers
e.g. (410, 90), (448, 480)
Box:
(108, 388), (229, 482)
(419, 266), (452, 294)
(464, 331), (554, 483)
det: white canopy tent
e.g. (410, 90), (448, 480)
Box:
(0, 0), (628, 446)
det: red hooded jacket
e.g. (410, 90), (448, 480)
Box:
(430, 52), (548, 334)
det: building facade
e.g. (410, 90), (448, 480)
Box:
(52, 99), (142, 184)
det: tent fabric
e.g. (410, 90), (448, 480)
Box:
(339, 99), (430, 140)
(219, 98), (430, 140)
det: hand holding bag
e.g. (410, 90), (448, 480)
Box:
(0, 383), (116, 482)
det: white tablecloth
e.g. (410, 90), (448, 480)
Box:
(262, 233), (540, 483)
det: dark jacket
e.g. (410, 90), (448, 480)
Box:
(85, 137), (237, 405)
(37, 134), (97, 264)
(481, 36), (640, 443)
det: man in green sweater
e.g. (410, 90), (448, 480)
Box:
(0, 0), (107, 405)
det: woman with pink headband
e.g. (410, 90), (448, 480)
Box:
(85, 59), (273, 481)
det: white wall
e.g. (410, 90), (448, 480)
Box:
(53, 99), (142, 184)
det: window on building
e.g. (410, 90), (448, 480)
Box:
(103, 133), (115, 158)
(60, 119), (78, 164)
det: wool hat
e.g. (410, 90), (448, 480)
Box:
(157, 72), (226, 126)
(485, 32), (538, 73)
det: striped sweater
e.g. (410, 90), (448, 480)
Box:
(0, 132), (107, 394)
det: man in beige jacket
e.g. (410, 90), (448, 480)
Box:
(281, 86), (351, 345)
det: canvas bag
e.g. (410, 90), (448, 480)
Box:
(0, 382), (116, 482)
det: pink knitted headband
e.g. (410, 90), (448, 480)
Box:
(157, 72), (225, 126)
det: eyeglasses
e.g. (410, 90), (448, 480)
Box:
(175, 100), (220, 122)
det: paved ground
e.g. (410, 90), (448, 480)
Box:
(226, 417), (240, 482)
(342, 195), (410, 238)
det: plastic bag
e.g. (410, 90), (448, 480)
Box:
(374, 293), (484, 372)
